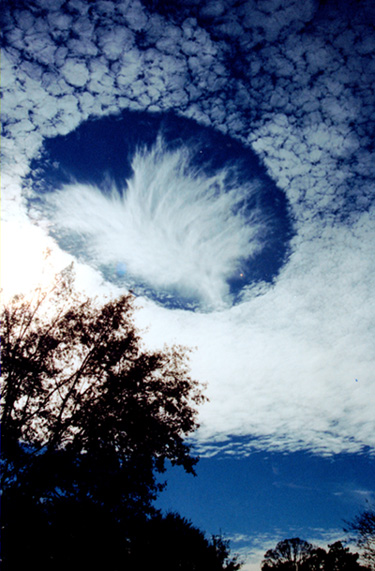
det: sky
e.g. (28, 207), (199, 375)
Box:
(1, 0), (375, 568)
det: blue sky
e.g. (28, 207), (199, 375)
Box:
(155, 449), (375, 567)
(1, 0), (375, 568)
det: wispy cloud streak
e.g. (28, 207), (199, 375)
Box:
(42, 138), (270, 310)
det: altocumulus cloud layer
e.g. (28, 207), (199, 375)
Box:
(1, 0), (375, 455)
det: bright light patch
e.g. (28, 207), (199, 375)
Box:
(0, 220), (64, 302)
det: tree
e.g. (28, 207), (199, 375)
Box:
(1, 267), (207, 567)
(262, 538), (316, 570)
(131, 512), (242, 570)
(325, 541), (368, 570)
(261, 538), (369, 571)
(345, 508), (375, 570)
(1, 267), (205, 504)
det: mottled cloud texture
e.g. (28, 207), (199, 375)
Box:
(2, 0), (375, 456)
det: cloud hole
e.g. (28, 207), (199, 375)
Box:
(26, 110), (294, 311)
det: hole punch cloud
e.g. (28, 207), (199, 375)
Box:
(2, 0), (375, 457)
(37, 138), (273, 309)
(28, 112), (293, 311)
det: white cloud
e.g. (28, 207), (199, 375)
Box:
(1, 0), (375, 457)
(118, 0), (149, 31)
(67, 37), (99, 57)
(39, 138), (270, 310)
(135, 209), (375, 455)
(98, 25), (135, 60)
(61, 58), (90, 87)
(88, 57), (116, 93)
(118, 49), (144, 85)
(47, 10), (73, 31)
(156, 25), (183, 55)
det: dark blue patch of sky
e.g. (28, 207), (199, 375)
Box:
(155, 445), (375, 541)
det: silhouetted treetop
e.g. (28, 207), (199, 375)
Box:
(325, 541), (370, 570)
(346, 507), (375, 570)
(134, 512), (243, 570)
(262, 537), (315, 570)
(1, 266), (206, 513)
(261, 537), (369, 570)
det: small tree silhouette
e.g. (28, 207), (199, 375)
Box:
(261, 537), (315, 570)
(261, 537), (369, 570)
(346, 508), (375, 570)
(133, 512), (242, 570)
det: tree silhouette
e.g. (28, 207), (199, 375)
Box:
(1, 267), (209, 568)
(325, 541), (368, 570)
(261, 537), (369, 571)
(261, 538), (316, 570)
(346, 508), (375, 570)
(131, 512), (242, 570)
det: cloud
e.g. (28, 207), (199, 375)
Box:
(98, 25), (135, 61)
(1, 0), (375, 457)
(61, 58), (90, 87)
(137, 207), (375, 455)
(35, 136), (273, 310)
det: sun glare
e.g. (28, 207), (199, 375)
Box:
(1, 220), (69, 303)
